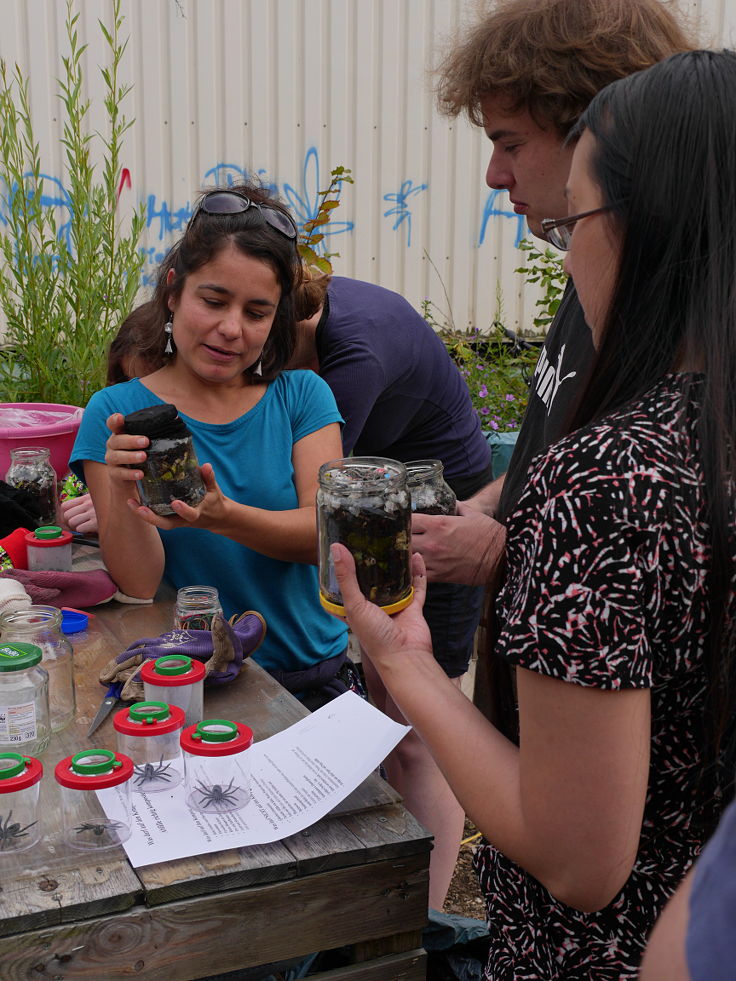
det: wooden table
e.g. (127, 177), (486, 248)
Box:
(0, 583), (431, 980)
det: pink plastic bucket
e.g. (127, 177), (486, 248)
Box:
(0, 403), (83, 481)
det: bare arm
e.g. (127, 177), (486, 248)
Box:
(464, 472), (506, 517)
(330, 546), (651, 912)
(411, 502), (506, 585)
(639, 870), (693, 981)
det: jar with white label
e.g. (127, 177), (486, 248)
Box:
(0, 752), (43, 854)
(113, 701), (185, 794)
(55, 749), (134, 849)
(0, 643), (50, 756)
(180, 719), (253, 814)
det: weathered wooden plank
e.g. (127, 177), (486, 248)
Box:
(0, 853), (429, 980)
(341, 805), (433, 863)
(309, 948), (426, 981)
(281, 818), (367, 876)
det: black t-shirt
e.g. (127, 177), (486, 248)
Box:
(498, 281), (593, 522)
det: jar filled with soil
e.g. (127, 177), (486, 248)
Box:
(317, 457), (413, 616)
(122, 403), (205, 515)
(5, 447), (57, 526)
(405, 459), (457, 515)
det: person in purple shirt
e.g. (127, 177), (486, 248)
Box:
(291, 273), (492, 909)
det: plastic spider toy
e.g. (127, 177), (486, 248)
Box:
(74, 820), (125, 838)
(194, 778), (241, 809)
(0, 810), (38, 850)
(133, 758), (174, 786)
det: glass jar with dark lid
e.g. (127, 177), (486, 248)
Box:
(405, 459), (457, 515)
(122, 403), (206, 515)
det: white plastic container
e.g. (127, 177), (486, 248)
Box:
(25, 526), (73, 572)
(0, 752), (43, 853)
(55, 749), (133, 849)
(181, 719), (253, 813)
(141, 655), (205, 727)
(114, 701), (185, 794)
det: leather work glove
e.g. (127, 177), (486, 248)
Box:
(98, 610), (266, 702)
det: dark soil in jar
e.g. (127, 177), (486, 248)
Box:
(320, 504), (411, 607)
(6, 474), (57, 526)
(139, 442), (206, 515)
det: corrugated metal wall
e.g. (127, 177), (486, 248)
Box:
(0, 0), (734, 336)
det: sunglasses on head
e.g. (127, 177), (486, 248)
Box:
(188, 190), (298, 240)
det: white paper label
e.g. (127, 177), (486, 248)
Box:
(0, 701), (38, 743)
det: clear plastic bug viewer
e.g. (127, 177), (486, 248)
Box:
(55, 749), (133, 849)
(113, 701), (185, 794)
(0, 752), (43, 853)
(141, 655), (205, 728)
(180, 719), (253, 813)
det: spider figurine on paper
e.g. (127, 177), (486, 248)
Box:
(74, 820), (125, 839)
(0, 810), (37, 850)
(194, 778), (243, 809)
(133, 757), (174, 786)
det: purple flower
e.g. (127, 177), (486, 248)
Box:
(489, 420), (499, 430)
(480, 406), (490, 415)
(478, 384), (488, 398)
(505, 393), (515, 401)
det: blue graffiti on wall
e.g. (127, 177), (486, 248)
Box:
(479, 189), (527, 247)
(383, 180), (427, 246)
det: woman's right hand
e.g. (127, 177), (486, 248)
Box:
(103, 412), (149, 494)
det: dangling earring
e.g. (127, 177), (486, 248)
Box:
(253, 356), (263, 377)
(164, 318), (173, 355)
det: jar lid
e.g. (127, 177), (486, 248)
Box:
(25, 527), (73, 547)
(180, 719), (253, 756)
(0, 753), (43, 791)
(55, 750), (134, 789)
(319, 586), (414, 618)
(123, 403), (191, 440)
(140, 656), (206, 686)
(113, 701), (185, 736)
(0, 642), (42, 671)
(318, 456), (407, 490)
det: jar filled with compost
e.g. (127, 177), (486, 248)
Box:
(55, 749), (133, 849)
(0, 606), (76, 734)
(173, 585), (223, 631)
(317, 456), (413, 616)
(0, 643), (50, 756)
(181, 718), (253, 814)
(0, 753), (43, 854)
(5, 447), (57, 526)
(405, 459), (457, 515)
(122, 403), (206, 516)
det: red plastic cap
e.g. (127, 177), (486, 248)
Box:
(140, 657), (206, 687)
(25, 528), (73, 548)
(113, 702), (185, 736)
(55, 752), (134, 790)
(180, 720), (254, 756)
(0, 755), (42, 792)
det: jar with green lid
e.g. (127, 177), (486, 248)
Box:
(25, 525), (73, 572)
(141, 654), (206, 727)
(405, 459), (457, 515)
(0, 752), (43, 853)
(5, 446), (57, 526)
(0, 642), (50, 756)
(317, 456), (414, 616)
(113, 701), (185, 793)
(0, 606), (76, 733)
(55, 749), (134, 849)
(123, 403), (206, 515)
(180, 719), (253, 813)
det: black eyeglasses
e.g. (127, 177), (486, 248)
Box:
(188, 190), (298, 240)
(541, 205), (613, 251)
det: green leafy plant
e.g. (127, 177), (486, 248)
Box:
(515, 238), (566, 331)
(0, 0), (145, 406)
(298, 165), (353, 275)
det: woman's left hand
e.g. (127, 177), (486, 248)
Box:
(128, 463), (230, 531)
(330, 544), (434, 670)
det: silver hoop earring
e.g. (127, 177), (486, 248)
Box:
(164, 318), (173, 355)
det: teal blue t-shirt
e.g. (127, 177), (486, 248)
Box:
(71, 371), (348, 672)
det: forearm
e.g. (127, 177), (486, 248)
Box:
(204, 501), (319, 564)
(465, 473), (505, 517)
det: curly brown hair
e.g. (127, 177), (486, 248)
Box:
(436, 0), (694, 135)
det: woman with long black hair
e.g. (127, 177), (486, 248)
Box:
(330, 49), (736, 979)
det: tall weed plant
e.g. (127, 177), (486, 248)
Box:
(0, 0), (145, 406)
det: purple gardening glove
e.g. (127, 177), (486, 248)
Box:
(99, 610), (266, 701)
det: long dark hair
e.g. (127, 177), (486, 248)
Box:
(571, 50), (736, 802)
(136, 181), (301, 381)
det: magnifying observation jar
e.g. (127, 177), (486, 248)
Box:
(122, 403), (206, 516)
(0, 752), (43, 853)
(25, 526), (73, 572)
(0, 642), (50, 756)
(114, 701), (185, 793)
(405, 459), (457, 515)
(55, 749), (134, 849)
(181, 719), (253, 814)
(0, 606), (76, 733)
(141, 655), (205, 727)
(317, 457), (413, 616)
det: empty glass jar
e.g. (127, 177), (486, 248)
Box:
(317, 456), (413, 615)
(0, 606), (76, 733)
(5, 446), (57, 526)
(55, 749), (134, 849)
(405, 459), (457, 515)
(0, 752), (43, 854)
